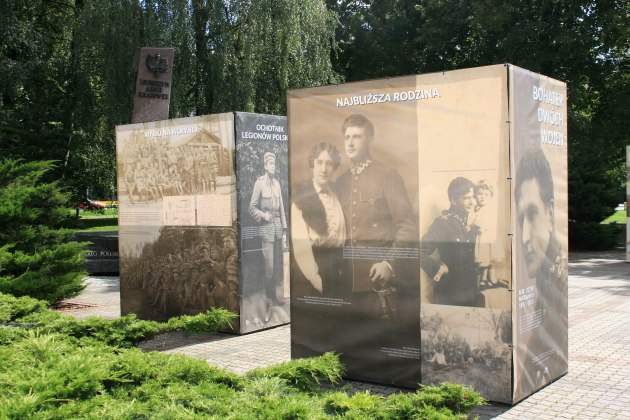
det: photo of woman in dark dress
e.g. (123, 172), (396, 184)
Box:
(290, 142), (346, 357)
(291, 142), (346, 296)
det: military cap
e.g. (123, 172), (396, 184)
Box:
(222, 229), (236, 240)
(264, 152), (276, 164)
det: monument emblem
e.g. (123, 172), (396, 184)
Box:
(132, 47), (174, 123)
(146, 54), (168, 77)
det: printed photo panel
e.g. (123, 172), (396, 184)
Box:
(510, 65), (568, 402)
(416, 65), (512, 403)
(289, 76), (422, 387)
(288, 64), (566, 402)
(119, 225), (239, 321)
(421, 305), (512, 403)
(235, 112), (290, 333)
(117, 114), (238, 323)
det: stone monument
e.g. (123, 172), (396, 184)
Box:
(132, 47), (175, 124)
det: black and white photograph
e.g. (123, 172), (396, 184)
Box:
(235, 113), (290, 333)
(513, 147), (568, 397)
(119, 225), (239, 322)
(290, 141), (347, 359)
(289, 79), (422, 388)
(421, 306), (512, 403)
(510, 66), (568, 402)
(420, 176), (509, 309)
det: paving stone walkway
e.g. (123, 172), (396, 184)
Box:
(62, 250), (630, 419)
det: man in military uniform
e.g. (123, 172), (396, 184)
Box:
(420, 176), (484, 307)
(335, 113), (418, 386)
(249, 152), (287, 322)
(221, 230), (240, 314)
(336, 114), (416, 314)
(208, 148), (219, 192)
(183, 147), (195, 193)
(515, 147), (568, 396)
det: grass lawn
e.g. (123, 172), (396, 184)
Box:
(602, 210), (627, 224)
(73, 208), (118, 232)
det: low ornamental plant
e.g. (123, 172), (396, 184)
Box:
(0, 159), (87, 304)
(0, 293), (236, 347)
(0, 294), (486, 418)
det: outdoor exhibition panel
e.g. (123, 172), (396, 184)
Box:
(627, 146), (630, 263)
(288, 64), (567, 403)
(116, 112), (289, 334)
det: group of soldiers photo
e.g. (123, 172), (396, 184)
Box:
(119, 134), (227, 204)
(421, 309), (512, 402)
(120, 227), (239, 318)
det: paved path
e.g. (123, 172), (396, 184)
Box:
(61, 250), (630, 418)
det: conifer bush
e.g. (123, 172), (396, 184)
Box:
(0, 159), (86, 303)
(0, 294), (486, 418)
(0, 293), (237, 348)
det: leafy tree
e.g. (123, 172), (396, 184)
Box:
(330, 0), (629, 236)
(0, 159), (86, 303)
(1, 0), (339, 202)
(0, 0), (76, 177)
(190, 0), (340, 115)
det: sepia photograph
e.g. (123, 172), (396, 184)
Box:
(513, 147), (568, 397)
(290, 78), (422, 387)
(117, 114), (235, 206)
(421, 305), (512, 403)
(510, 66), (568, 401)
(419, 176), (510, 309)
(117, 114), (239, 326)
(235, 113), (290, 333)
(119, 225), (240, 322)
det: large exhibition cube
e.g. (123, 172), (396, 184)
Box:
(288, 64), (567, 403)
(116, 112), (289, 334)
(627, 146), (629, 263)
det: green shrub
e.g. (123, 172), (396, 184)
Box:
(569, 221), (623, 250)
(0, 293), (236, 347)
(323, 383), (486, 419)
(0, 295), (485, 419)
(324, 391), (386, 418)
(0, 159), (87, 303)
(0, 293), (47, 322)
(0, 327), (485, 419)
(408, 382), (486, 414)
(247, 351), (344, 392)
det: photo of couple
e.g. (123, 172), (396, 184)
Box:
(292, 114), (416, 305)
(290, 112), (421, 387)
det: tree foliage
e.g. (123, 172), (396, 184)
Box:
(1, 0), (627, 230)
(0, 159), (87, 303)
(1, 0), (338, 201)
(331, 0), (629, 227)
(191, 0), (340, 115)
